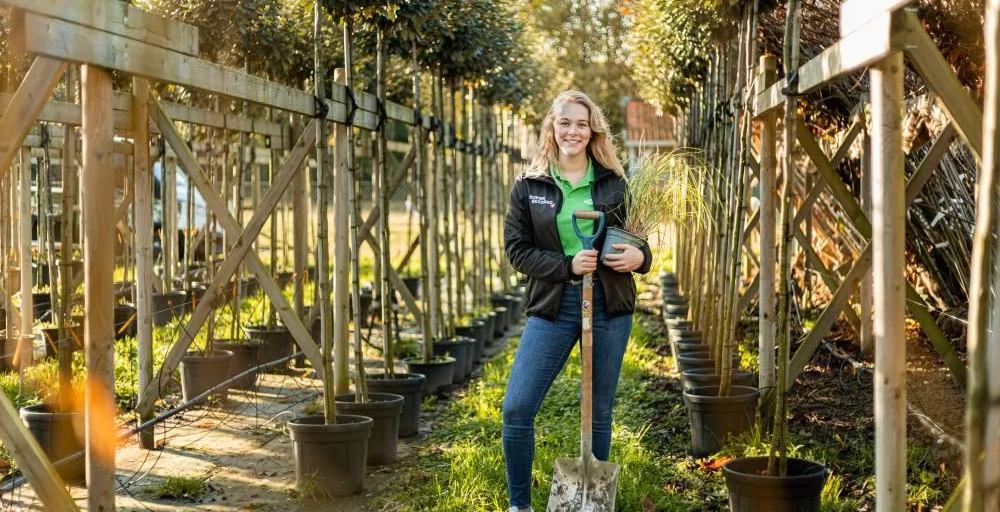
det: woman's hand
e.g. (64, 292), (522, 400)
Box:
(571, 249), (599, 275)
(602, 244), (643, 273)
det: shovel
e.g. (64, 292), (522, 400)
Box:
(547, 210), (619, 512)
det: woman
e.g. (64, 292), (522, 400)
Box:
(502, 90), (652, 511)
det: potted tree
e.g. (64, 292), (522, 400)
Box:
(722, 24), (826, 508)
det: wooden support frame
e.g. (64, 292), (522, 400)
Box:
(782, 122), (968, 389)
(755, 11), (904, 116)
(901, 11), (983, 160)
(135, 104), (321, 415)
(0, 56), (67, 182)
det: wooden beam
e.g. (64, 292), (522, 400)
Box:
(905, 123), (958, 205)
(81, 63), (117, 512)
(902, 15), (982, 161)
(0, 56), (67, 183)
(0, 396), (80, 511)
(132, 78), (156, 449)
(794, 226), (863, 332)
(871, 51), (907, 512)
(136, 103), (321, 415)
(737, 273), (760, 317)
(797, 117), (873, 235)
(755, 11), (902, 117)
(840, 0), (917, 37)
(788, 244), (873, 382)
(6, 0), (198, 55)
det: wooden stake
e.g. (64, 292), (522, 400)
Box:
(871, 51), (906, 512)
(332, 69), (351, 394)
(860, 129), (874, 356)
(757, 55), (778, 396)
(81, 63), (116, 512)
(133, 77), (155, 449)
(19, 148), (33, 367)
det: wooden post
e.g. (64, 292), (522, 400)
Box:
(860, 129), (874, 356)
(968, 0), (1000, 507)
(871, 51), (906, 512)
(81, 63), (116, 512)
(133, 77), (155, 449)
(757, 55), (777, 395)
(18, 147), (33, 368)
(163, 151), (176, 291)
(332, 69), (351, 394)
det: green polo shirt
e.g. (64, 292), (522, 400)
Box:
(552, 160), (595, 256)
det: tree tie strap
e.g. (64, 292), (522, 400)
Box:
(781, 69), (805, 98)
(344, 86), (359, 127)
(313, 95), (329, 120)
(374, 98), (388, 132)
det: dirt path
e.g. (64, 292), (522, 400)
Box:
(0, 334), (516, 512)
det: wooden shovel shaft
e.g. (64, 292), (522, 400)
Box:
(581, 272), (594, 456)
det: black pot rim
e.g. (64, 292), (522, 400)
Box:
(20, 403), (82, 418)
(682, 385), (760, 402)
(334, 392), (405, 410)
(723, 456), (828, 485)
(181, 349), (234, 362)
(287, 414), (373, 434)
(682, 368), (753, 378)
(366, 372), (425, 382)
(403, 356), (456, 365)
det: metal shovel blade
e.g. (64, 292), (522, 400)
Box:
(547, 453), (620, 511)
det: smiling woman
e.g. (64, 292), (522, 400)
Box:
(501, 89), (653, 512)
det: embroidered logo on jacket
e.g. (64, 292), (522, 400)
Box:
(529, 195), (555, 208)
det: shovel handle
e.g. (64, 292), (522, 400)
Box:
(571, 210), (605, 252)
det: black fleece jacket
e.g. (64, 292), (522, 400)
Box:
(503, 159), (653, 320)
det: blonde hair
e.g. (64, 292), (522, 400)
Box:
(525, 90), (625, 178)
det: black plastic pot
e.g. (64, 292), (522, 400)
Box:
(180, 350), (234, 404)
(663, 303), (689, 319)
(214, 341), (262, 390)
(683, 385), (760, 457)
(403, 356), (456, 395)
(287, 415), (372, 497)
(20, 404), (84, 482)
(276, 270), (295, 289)
(669, 328), (703, 342)
(243, 325), (293, 372)
(665, 318), (693, 330)
(681, 368), (755, 392)
(433, 338), (472, 384)
(366, 373), (425, 437)
(335, 392), (404, 465)
(492, 306), (509, 339)
(676, 351), (740, 374)
(455, 321), (487, 364)
(508, 295), (524, 324)
(482, 312), (497, 346)
(723, 456), (828, 512)
(151, 291), (189, 326)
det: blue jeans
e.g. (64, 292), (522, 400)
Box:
(501, 281), (633, 509)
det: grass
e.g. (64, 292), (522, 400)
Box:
(148, 475), (208, 500)
(371, 317), (724, 511)
(369, 308), (957, 511)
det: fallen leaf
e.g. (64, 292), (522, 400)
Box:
(701, 457), (732, 471)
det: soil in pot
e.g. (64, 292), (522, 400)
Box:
(243, 325), (293, 372)
(334, 393), (404, 465)
(682, 385), (760, 457)
(403, 356), (456, 395)
(287, 415), (373, 497)
(681, 368), (755, 391)
(214, 340), (262, 390)
(20, 403), (85, 482)
(366, 373), (425, 437)
(432, 338), (473, 383)
(180, 350), (234, 404)
(723, 456), (828, 512)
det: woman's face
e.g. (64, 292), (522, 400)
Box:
(553, 101), (592, 159)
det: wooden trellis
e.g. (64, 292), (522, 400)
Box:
(0, 0), (530, 509)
